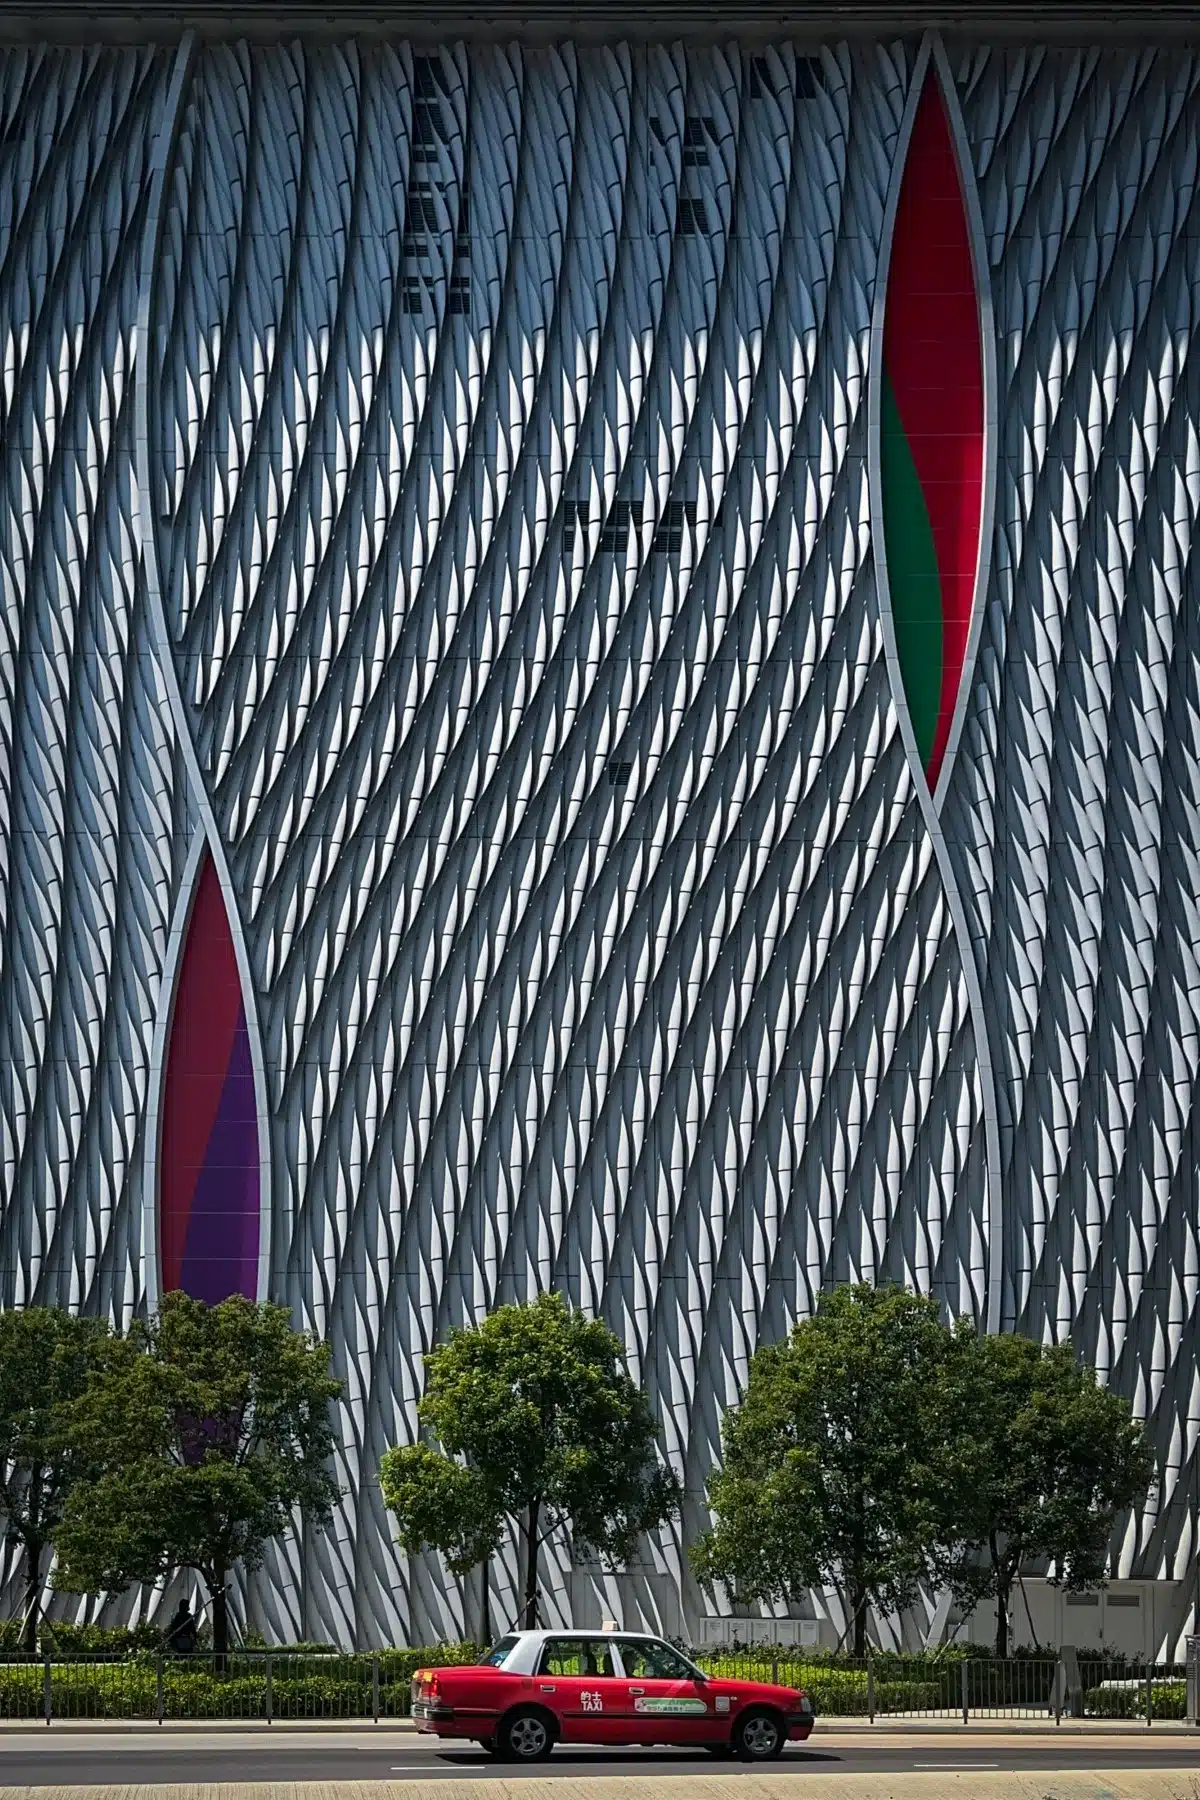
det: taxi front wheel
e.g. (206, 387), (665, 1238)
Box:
(497, 1706), (555, 1761)
(734, 1708), (785, 1760)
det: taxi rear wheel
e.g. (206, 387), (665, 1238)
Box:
(496, 1706), (555, 1761)
(734, 1708), (785, 1760)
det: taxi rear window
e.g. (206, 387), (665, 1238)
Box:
(538, 1637), (618, 1677)
(479, 1635), (519, 1667)
(618, 1638), (701, 1680)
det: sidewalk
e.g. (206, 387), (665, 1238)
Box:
(4, 1772), (1200, 1800)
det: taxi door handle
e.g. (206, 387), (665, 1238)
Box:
(629, 1686), (645, 1694)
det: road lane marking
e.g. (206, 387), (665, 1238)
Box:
(913, 1763), (1000, 1769)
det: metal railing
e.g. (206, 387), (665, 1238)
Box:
(0, 1648), (1194, 1725)
(0, 1652), (402, 1723)
(692, 1651), (1197, 1726)
(1077, 1659), (1189, 1723)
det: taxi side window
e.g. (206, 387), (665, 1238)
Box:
(537, 1637), (618, 1678)
(618, 1639), (697, 1680)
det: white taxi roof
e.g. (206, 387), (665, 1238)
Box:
(491, 1627), (693, 1677)
(505, 1627), (664, 1639)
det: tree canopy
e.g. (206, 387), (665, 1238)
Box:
(934, 1330), (1153, 1654)
(53, 1293), (342, 1654)
(381, 1291), (678, 1628)
(0, 1308), (111, 1650)
(690, 1283), (956, 1654)
(691, 1284), (1154, 1655)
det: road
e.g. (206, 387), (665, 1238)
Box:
(0, 1728), (1198, 1784)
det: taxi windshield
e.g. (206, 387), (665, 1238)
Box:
(479, 1635), (519, 1667)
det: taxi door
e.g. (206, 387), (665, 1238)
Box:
(614, 1638), (719, 1745)
(532, 1635), (630, 1744)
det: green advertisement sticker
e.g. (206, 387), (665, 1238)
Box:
(633, 1696), (709, 1715)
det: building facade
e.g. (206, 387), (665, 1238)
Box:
(1, 5), (1198, 1652)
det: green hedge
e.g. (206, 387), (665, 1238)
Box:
(0, 1621), (189, 1655)
(1084, 1681), (1186, 1721)
(696, 1657), (954, 1715)
(694, 1651), (1068, 1715)
(0, 1642), (1182, 1723)
(0, 1646), (482, 1721)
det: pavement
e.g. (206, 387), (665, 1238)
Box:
(0, 1723), (1198, 1796)
(7, 1774), (1200, 1800)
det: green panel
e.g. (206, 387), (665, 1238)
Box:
(881, 370), (943, 770)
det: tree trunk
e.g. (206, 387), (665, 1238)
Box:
(993, 1581), (1010, 1659)
(480, 1560), (492, 1648)
(522, 1498), (540, 1630)
(22, 1537), (42, 1655)
(851, 1586), (868, 1659)
(991, 1534), (1012, 1659)
(210, 1570), (229, 1663)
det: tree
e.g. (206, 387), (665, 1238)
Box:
(0, 1308), (111, 1651)
(380, 1291), (679, 1629)
(690, 1283), (956, 1656)
(934, 1331), (1153, 1656)
(53, 1293), (342, 1656)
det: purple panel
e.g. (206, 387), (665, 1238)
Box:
(179, 1001), (261, 1305)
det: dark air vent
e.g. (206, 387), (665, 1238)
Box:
(748, 56), (772, 101)
(449, 274), (470, 315)
(653, 500), (697, 555)
(607, 761), (632, 787)
(412, 102), (445, 161)
(795, 56), (825, 99)
(683, 116), (714, 167)
(562, 500), (590, 552)
(599, 501), (643, 552)
(401, 277), (423, 314)
(405, 194), (441, 233)
(749, 54), (826, 101)
(677, 196), (708, 236)
(413, 56), (442, 100)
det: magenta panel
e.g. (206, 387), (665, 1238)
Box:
(159, 853), (259, 1303)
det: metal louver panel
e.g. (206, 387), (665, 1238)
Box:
(945, 45), (1200, 1625)
(144, 39), (990, 1643)
(0, 46), (193, 1320)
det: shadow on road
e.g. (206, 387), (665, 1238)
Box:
(436, 1749), (844, 1768)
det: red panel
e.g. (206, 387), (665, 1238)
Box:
(159, 854), (244, 1295)
(883, 72), (984, 787)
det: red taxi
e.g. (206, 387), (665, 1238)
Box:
(411, 1628), (815, 1761)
